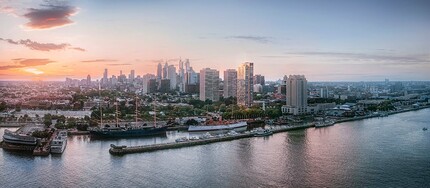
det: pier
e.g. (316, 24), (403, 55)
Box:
(109, 124), (312, 155)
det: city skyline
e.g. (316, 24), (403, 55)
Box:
(1, 0), (430, 81)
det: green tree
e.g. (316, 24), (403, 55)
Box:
(0, 101), (6, 111)
(66, 117), (77, 128)
(43, 114), (52, 127)
(57, 115), (66, 124)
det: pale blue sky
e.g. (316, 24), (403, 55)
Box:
(0, 0), (429, 81)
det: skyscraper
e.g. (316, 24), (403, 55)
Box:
(320, 87), (329, 98)
(178, 59), (185, 92)
(237, 62), (254, 107)
(200, 68), (220, 102)
(163, 62), (168, 79)
(223, 69), (237, 98)
(167, 65), (177, 90)
(102, 68), (108, 85)
(87, 74), (91, 86)
(253, 74), (265, 86)
(130, 70), (135, 82)
(157, 63), (162, 79)
(184, 59), (190, 73)
(283, 75), (308, 115)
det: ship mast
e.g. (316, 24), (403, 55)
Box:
(153, 99), (156, 128)
(99, 82), (102, 127)
(100, 103), (103, 128)
(115, 100), (119, 127)
(231, 105), (233, 120)
(135, 95), (138, 126)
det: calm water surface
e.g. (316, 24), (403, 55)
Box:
(1, 109), (430, 187)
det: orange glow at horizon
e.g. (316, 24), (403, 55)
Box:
(23, 68), (44, 75)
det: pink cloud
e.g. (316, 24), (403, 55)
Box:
(23, 5), (78, 29)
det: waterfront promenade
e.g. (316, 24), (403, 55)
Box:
(109, 124), (312, 155)
(109, 105), (429, 155)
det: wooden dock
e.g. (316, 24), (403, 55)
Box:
(109, 124), (312, 155)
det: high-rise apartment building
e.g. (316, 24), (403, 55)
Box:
(167, 65), (177, 90)
(199, 68), (220, 102)
(87, 74), (91, 86)
(223, 69), (237, 98)
(163, 62), (168, 79)
(157, 63), (162, 79)
(102, 68), (108, 85)
(129, 70), (135, 82)
(178, 59), (185, 92)
(253, 74), (265, 86)
(282, 75), (308, 115)
(237, 62), (254, 107)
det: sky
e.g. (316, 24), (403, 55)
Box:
(0, 0), (429, 81)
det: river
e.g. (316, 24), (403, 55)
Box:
(1, 108), (429, 187)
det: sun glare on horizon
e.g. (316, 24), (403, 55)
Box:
(23, 68), (44, 75)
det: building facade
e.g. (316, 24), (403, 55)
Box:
(200, 68), (220, 102)
(223, 69), (237, 98)
(282, 75), (308, 115)
(237, 62), (254, 107)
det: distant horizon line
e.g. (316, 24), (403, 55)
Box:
(1, 79), (429, 83)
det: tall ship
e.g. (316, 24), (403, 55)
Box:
(2, 129), (37, 145)
(50, 130), (67, 154)
(89, 97), (167, 138)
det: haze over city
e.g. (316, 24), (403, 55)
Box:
(1, 0), (429, 81)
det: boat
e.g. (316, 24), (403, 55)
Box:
(50, 131), (67, 154)
(315, 120), (336, 128)
(253, 129), (273, 137)
(2, 129), (37, 145)
(90, 96), (167, 138)
(199, 132), (214, 139)
(188, 121), (248, 132)
(175, 137), (189, 143)
(423, 127), (428, 131)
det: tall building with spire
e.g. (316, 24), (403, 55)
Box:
(185, 59), (190, 73)
(223, 69), (237, 98)
(237, 62), (254, 107)
(87, 74), (91, 86)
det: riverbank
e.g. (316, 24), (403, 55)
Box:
(109, 105), (430, 155)
(109, 124), (312, 155)
(335, 105), (430, 124)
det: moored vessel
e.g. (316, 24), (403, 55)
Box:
(2, 129), (37, 145)
(50, 131), (67, 154)
(253, 129), (273, 137)
(90, 96), (167, 139)
(188, 121), (248, 132)
(315, 120), (336, 128)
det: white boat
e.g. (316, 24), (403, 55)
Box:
(175, 137), (189, 143)
(315, 120), (336, 128)
(253, 129), (273, 137)
(51, 131), (67, 154)
(188, 121), (247, 132)
(2, 129), (37, 145)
